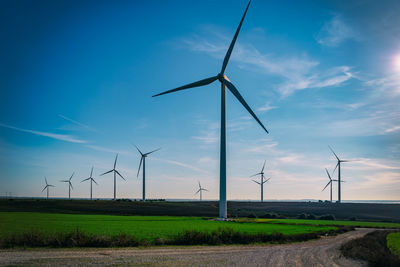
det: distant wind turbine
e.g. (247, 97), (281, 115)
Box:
(152, 0), (268, 219)
(42, 177), (55, 199)
(81, 167), (98, 200)
(100, 154), (125, 200)
(135, 145), (160, 201)
(250, 160), (270, 202)
(60, 172), (74, 199)
(195, 181), (208, 201)
(329, 146), (351, 203)
(322, 168), (338, 203)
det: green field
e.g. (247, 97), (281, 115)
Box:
(252, 218), (400, 228)
(0, 212), (336, 241)
(387, 232), (400, 257)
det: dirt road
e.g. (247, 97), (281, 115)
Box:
(0, 228), (372, 266)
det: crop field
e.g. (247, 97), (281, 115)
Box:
(252, 218), (400, 228)
(0, 212), (336, 241)
(387, 232), (400, 257)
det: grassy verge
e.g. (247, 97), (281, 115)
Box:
(249, 218), (400, 228)
(387, 232), (400, 257)
(341, 230), (400, 267)
(0, 226), (352, 248)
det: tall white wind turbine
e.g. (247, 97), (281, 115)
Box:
(195, 181), (208, 201)
(81, 167), (98, 200)
(322, 168), (338, 203)
(329, 146), (351, 203)
(42, 177), (55, 199)
(250, 160), (270, 202)
(100, 154), (125, 200)
(152, 1), (268, 219)
(135, 145), (160, 201)
(60, 172), (74, 199)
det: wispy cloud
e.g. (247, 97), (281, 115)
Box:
(154, 158), (210, 174)
(85, 145), (131, 155)
(180, 28), (354, 97)
(257, 102), (277, 113)
(0, 123), (86, 143)
(316, 14), (358, 47)
(58, 114), (96, 132)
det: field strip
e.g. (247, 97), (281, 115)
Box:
(0, 228), (376, 267)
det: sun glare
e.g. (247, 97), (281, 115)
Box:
(395, 54), (400, 71)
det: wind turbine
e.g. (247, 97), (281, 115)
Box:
(60, 172), (74, 199)
(250, 160), (270, 202)
(195, 181), (208, 201)
(42, 177), (55, 199)
(100, 154), (125, 200)
(152, 1), (268, 219)
(81, 167), (98, 200)
(322, 168), (338, 203)
(329, 146), (351, 203)
(135, 145), (160, 201)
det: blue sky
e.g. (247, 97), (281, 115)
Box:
(1, 0), (399, 200)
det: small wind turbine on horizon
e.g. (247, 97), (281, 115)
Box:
(195, 181), (208, 201)
(250, 160), (270, 202)
(329, 146), (351, 203)
(42, 177), (55, 199)
(322, 168), (338, 203)
(81, 167), (98, 200)
(100, 154), (125, 200)
(152, 0), (268, 219)
(135, 145), (160, 202)
(60, 172), (74, 199)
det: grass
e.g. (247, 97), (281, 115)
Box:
(0, 212), (335, 240)
(341, 230), (400, 267)
(387, 232), (400, 257)
(251, 218), (400, 228)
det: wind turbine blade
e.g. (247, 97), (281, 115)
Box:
(45, 177), (48, 185)
(69, 172), (74, 181)
(152, 76), (218, 97)
(220, 0), (251, 74)
(328, 146), (340, 161)
(332, 162), (339, 176)
(250, 172), (262, 177)
(261, 160), (266, 172)
(198, 181), (201, 189)
(137, 157), (143, 177)
(42, 186), (47, 192)
(195, 189), (201, 194)
(69, 182), (73, 190)
(263, 178), (270, 184)
(92, 178), (98, 185)
(252, 179), (261, 185)
(81, 178), (91, 182)
(90, 167), (94, 178)
(60, 180), (69, 182)
(325, 168), (332, 181)
(341, 160), (351, 162)
(222, 78), (268, 133)
(100, 170), (113, 176)
(114, 154), (118, 169)
(322, 181), (331, 191)
(145, 148), (161, 156)
(115, 170), (125, 180)
(48, 185), (55, 187)
(134, 144), (143, 156)
(203, 188), (209, 192)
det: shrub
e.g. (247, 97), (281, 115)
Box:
(319, 214), (335, 220)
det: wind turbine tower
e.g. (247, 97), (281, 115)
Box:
(81, 167), (98, 200)
(60, 172), (74, 199)
(135, 145), (160, 201)
(100, 154), (125, 200)
(42, 177), (55, 199)
(153, 1), (268, 219)
(250, 160), (270, 202)
(329, 146), (351, 203)
(195, 181), (209, 201)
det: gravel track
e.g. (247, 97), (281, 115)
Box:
(0, 228), (372, 267)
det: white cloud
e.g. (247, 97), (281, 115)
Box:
(0, 123), (86, 144)
(316, 14), (357, 47)
(58, 114), (96, 132)
(180, 29), (355, 97)
(258, 102), (277, 112)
